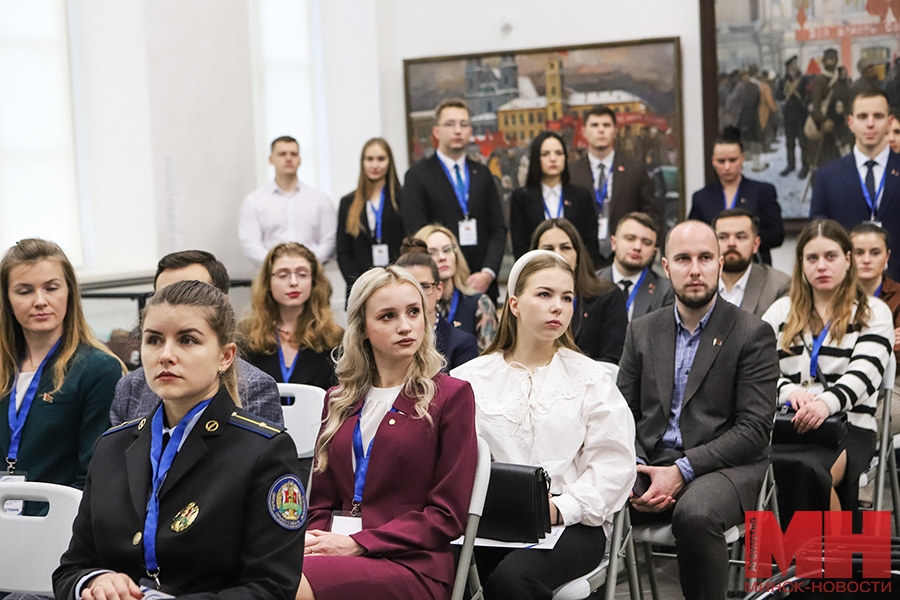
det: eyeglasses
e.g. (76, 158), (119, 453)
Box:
(272, 270), (311, 281)
(419, 282), (441, 294)
(440, 120), (471, 129)
(427, 245), (455, 258)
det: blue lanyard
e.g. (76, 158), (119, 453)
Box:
(438, 159), (470, 217)
(858, 164), (887, 219)
(809, 322), (831, 379)
(7, 338), (61, 470)
(543, 190), (564, 219)
(626, 268), (650, 312)
(875, 281), (883, 298)
(448, 288), (460, 324)
(144, 398), (212, 580)
(592, 174), (609, 212)
(369, 187), (387, 242)
(276, 334), (299, 383)
(351, 400), (397, 516)
(723, 187), (739, 210)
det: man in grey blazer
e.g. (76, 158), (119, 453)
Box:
(714, 208), (791, 317)
(618, 221), (778, 600)
(598, 211), (674, 320)
(110, 251), (283, 426)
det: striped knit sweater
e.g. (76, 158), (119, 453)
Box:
(761, 297), (894, 433)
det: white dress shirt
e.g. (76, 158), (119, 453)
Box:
(588, 150), (615, 198)
(352, 384), (403, 470)
(718, 263), (753, 308)
(238, 181), (337, 265)
(853, 144), (890, 210)
(541, 182), (563, 219)
(451, 348), (636, 531)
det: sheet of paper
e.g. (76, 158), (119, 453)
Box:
(451, 525), (565, 549)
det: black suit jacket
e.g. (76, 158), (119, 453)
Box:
(572, 283), (629, 364)
(510, 184), (599, 263)
(617, 298), (778, 511)
(53, 387), (305, 600)
(403, 155), (507, 277)
(435, 316), (479, 372)
(243, 346), (336, 391)
(336, 188), (405, 287)
(569, 151), (661, 236)
(810, 151), (900, 279)
(690, 177), (784, 265)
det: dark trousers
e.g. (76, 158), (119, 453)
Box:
(630, 471), (744, 600)
(783, 112), (807, 169)
(475, 524), (607, 600)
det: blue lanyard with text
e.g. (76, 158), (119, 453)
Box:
(6, 338), (61, 472)
(277, 334), (299, 383)
(438, 159), (471, 217)
(810, 322), (831, 379)
(858, 165), (886, 220)
(448, 288), (461, 324)
(626, 268), (649, 313)
(369, 187), (387, 242)
(144, 398), (212, 584)
(723, 187), (739, 210)
(543, 191), (564, 219)
(351, 401), (397, 516)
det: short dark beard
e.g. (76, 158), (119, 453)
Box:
(616, 255), (652, 274)
(723, 252), (752, 273)
(675, 285), (717, 309)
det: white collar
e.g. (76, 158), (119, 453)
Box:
(611, 262), (642, 285)
(719, 263), (753, 294)
(541, 182), (562, 197)
(588, 150), (615, 170)
(853, 144), (890, 170)
(437, 149), (467, 172)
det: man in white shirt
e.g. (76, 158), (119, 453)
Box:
(598, 212), (673, 321)
(238, 136), (337, 266)
(714, 209), (790, 318)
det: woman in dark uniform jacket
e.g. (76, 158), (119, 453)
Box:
(0, 239), (124, 504)
(511, 131), (599, 263)
(240, 243), (342, 391)
(532, 218), (627, 364)
(54, 281), (305, 600)
(337, 138), (405, 299)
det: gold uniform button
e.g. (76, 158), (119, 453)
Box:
(389, 418), (396, 425)
(138, 418), (146, 430)
(132, 532), (142, 545)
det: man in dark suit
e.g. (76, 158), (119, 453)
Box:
(618, 221), (777, 600)
(811, 89), (900, 279)
(569, 106), (660, 269)
(598, 211), (674, 321)
(403, 99), (506, 299)
(690, 129), (784, 264)
(714, 209), (790, 318)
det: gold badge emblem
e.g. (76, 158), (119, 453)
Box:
(389, 418), (396, 425)
(138, 418), (146, 430)
(205, 420), (219, 432)
(132, 531), (142, 545)
(171, 502), (200, 532)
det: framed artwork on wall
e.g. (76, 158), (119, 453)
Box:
(403, 37), (687, 227)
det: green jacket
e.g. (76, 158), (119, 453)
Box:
(1, 343), (122, 489)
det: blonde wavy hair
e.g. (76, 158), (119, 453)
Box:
(0, 239), (125, 397)
(314, 266), (444, 472)
(414, 224), (473, 294)
(240, 243), (343, 354)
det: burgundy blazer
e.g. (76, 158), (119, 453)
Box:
(307, 373), (477, 587)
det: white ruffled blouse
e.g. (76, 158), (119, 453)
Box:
(451, 347), (636, 529)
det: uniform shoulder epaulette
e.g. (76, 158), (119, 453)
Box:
(102, 417), (142, 436)
(228, 410), (285, 438)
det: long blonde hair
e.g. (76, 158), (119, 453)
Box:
(345, 138), (401, 237)
(240, 243), (343, 354)
(0, 239), (125, 396)
(314, 266), (444, 472)
(484, 253), (580, 355)
(413, 224), (473, 294)
(782, 219), (869, 352)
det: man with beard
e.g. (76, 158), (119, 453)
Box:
(598, 212), (674, 321)
(617, 220), (778, 600)
(714, 209), (790, 317)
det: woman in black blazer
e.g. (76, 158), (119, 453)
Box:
(337, 138), (405, 297)
(532, 218), (627, 364)
(511, 131), (599, 263)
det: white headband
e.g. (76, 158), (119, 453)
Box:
(506, 250), (567, 299)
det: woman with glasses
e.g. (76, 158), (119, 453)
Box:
(414, 224), (498, 351)
(337, 138), (405, 303)
(240, 243), (343, 391)
(395, 237), (478, 371)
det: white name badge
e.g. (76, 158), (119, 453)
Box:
(598, 217), (609, 241)
(459, 219), (478, 246)
(1, 473), (26, 516)
(330, 513), (363, 536)
(371, 243), (390, 267)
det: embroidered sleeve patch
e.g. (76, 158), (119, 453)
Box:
(268, 475), (307, 530)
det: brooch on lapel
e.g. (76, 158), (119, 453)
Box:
(713, 338), (723, 346)
(648, 283), (656, 295)
(171, 502), (200, 532)
(42, 393), (53, 403)
(892, 169), (899, 177)
(617, 165), (625, 172)
(740, 198), (746, 204)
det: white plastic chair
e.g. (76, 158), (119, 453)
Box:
(277, 383), (326, 459)
(450, 436), (492, 600)
(0, 481), (82, 594)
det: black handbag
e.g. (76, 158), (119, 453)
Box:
(772, 404), (848, 449)
(476, 463), (551, 543)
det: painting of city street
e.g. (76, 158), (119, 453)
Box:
(403, 38), (686, 225)
(714, 1), (900, 220)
